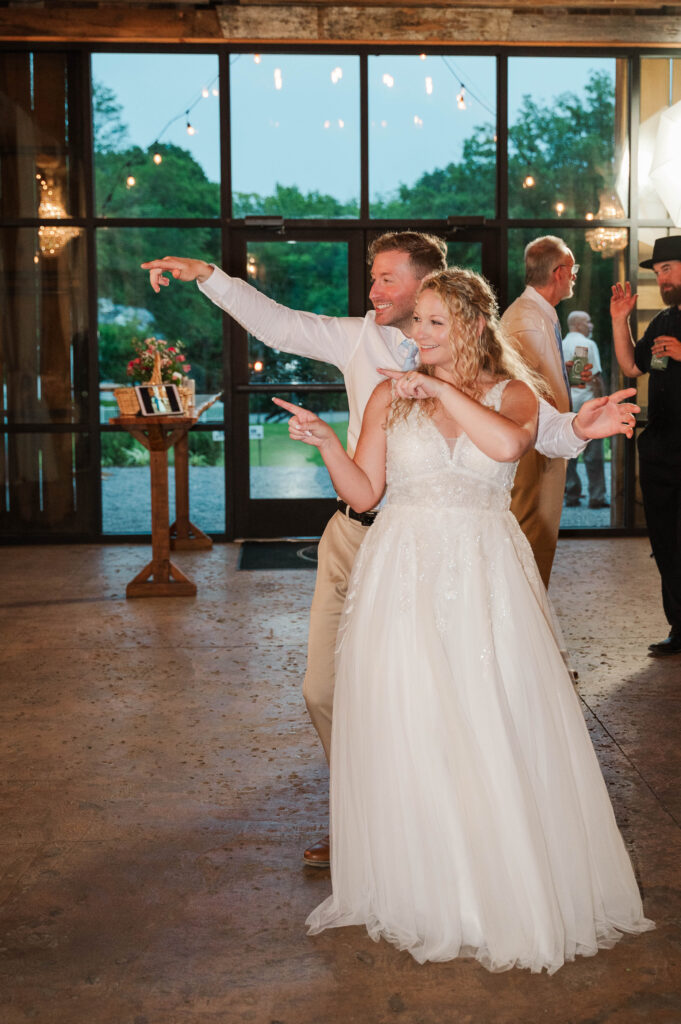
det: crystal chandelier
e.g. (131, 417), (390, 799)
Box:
(585, 191), (628, 258)
(36, 173), (79, 258)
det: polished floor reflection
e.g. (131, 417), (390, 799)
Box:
(0, 539), (679, 1023)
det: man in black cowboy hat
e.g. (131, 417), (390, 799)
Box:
(611, 234), (681, 656)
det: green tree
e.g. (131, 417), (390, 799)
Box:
(234, 183), (358, 219)
(371, 127), (496, 219)
(508, 70), (617, 219)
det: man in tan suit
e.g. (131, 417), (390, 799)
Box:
(501, 236), (577, 587)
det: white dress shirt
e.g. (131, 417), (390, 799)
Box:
(199, 267), (587, 459)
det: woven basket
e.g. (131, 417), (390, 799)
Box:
(178, 385), (194, 414)
(114, 387), (140, 416)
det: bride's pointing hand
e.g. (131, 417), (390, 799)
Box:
(377, 367), (445, 401)
(272, 397), (338, 449)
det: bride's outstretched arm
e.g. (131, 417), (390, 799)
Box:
(272, 382), (390, 512)
(378, 369), (537, 463)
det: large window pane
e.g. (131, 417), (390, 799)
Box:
(92, 53), (220, 218)
(0, 227), (88, 426)
(97, 227), (223, 422)
(0, 431), (92, 535)
(246, 240), (346, 383)
(508, 58), (628, 222)
(507, 228), (627, 529)
(369, 55), (496, 218)
(101, 428), (224, 535)
(250, 393), (347, 499)
(447, 240), (482, 275)
(230, 54), (360, 218)
(0, 51), (84, 219)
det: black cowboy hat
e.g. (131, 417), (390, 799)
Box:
(639, 235), (681, 269)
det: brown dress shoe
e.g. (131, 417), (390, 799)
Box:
(303, 834), (330, 867)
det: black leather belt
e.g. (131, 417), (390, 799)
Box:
(337, 499), (378, 527)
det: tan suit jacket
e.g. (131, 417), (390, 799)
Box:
(501, 287), (571, 587)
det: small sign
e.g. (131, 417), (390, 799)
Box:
(249, 425), (265, 440)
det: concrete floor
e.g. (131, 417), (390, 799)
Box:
(0, 538), (679, 1024)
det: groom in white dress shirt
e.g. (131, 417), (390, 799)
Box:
(142, 233), (638, 867)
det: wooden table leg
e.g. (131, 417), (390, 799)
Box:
(169, 432), (213, 551)
(127, 429), (196, 598)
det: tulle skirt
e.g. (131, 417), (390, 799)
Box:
(306, 504), (653, 973)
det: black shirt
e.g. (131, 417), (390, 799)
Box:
(634, 304), (681, 465)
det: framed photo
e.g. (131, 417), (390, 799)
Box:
(134, 384), (185, 417)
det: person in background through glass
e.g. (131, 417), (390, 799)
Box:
(562, 310), (609, 510)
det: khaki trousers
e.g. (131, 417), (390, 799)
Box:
(510, 450), (567, 589)
(303, 509), (369, 763)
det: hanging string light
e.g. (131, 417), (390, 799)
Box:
(523, 175), (535, 189)
(440, 57), (494, 116)
(425, 76), (433, 96)
(555, 201), (565, 216)
(274, 68), (283, 90)
(382, 73), (394, 88)
(331, 66), (343, 84)
(99, 71), (220, 214)
(456, 87), (466, 110)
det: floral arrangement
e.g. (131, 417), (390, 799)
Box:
(126, 336), (191, 384)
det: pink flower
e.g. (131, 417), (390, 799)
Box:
(183, 364), (191, 373)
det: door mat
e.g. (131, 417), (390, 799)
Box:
(237, 541), (319, 570)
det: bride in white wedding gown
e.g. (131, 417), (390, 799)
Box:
(273, 268), (653, 974)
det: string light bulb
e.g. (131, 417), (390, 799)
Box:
(201, 87), (209, 99)
(126, 175), (136, 188)
(382, 73), (394, 88)
(585, 212), (594, 221)
(413, 115), (423, 127)
(522, 175), (535, 189)
(425, 76), (433, 96)
(274, 68), (283, 90)
(186, 121), (196, 136)
(253, 54), (261, 64)
(212, 87), (219, 97)
(420, 53), (427, 60)
(331, 66), (343, 84)
(253, 360), (264, 373)
(555, 201), (565, 216)
(456, 87), (466, 110)
(153, 152), (163, 165)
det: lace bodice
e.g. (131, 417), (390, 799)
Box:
(385, 379), (517, 515)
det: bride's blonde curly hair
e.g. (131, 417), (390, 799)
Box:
(389, 267), (549, 425)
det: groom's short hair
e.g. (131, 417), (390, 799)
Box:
(367, 231), (447, 279)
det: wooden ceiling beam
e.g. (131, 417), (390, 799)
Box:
(0, 3), (680, 47)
